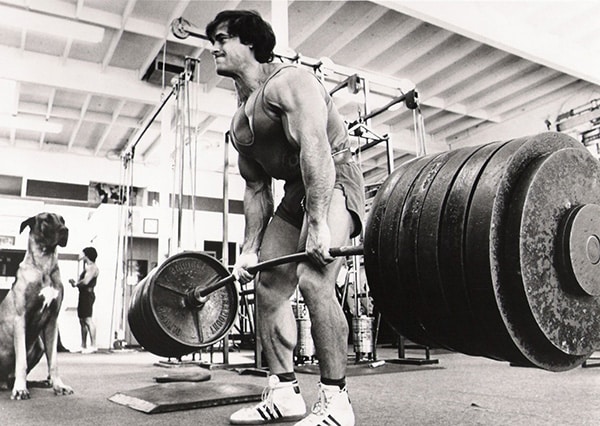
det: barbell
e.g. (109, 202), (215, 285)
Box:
(128, 132), (600, 371)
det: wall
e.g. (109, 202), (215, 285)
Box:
(0, 142), (248, 351)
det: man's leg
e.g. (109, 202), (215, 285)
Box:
(79, 318), (88, 349)
(230, 216), (307, 425)
(256, 216), (302, 374)
(295, 188), (355, 426)
(84, 317), (97, 352)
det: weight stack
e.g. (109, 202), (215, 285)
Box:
(363, 132), (600, 371)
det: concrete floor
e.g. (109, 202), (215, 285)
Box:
(0, 347), (599, 425)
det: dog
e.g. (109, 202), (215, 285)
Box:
(0, 212), (73, 399)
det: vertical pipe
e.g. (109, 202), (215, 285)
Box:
(177, 76), (185, 250)
(271, 0), (289, 51)
(385, 135), (395, 174)
(222, 132), (230, 268)
(221, 132), (231, 364)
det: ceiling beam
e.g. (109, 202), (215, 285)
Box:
(94, 100), (125, 156)
(101, 0), (137, 71)
(374, 0), (600, 86)
(67, 93), (91, 150)
(0, 45), (163, 104)
(137, 0), (191, 80)
(39, 88), (56, 147)
(318, 5), (388, 58)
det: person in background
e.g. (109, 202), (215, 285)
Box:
(69, 247), (99, 354)
(206, 10), (364, 426)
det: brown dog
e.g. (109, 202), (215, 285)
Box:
(0, 212), (73, 399)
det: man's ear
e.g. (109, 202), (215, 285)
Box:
(20, 216), (36, 234)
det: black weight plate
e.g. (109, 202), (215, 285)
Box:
(464, 138), (533, 365)
(132, 266), (198, 357)
(438, 141), (506, 359)
(467, 132), (585, 370)
(398, 150), (457, 349)
(364, 161), (417, 325)
(416, 144), (481, 353)
(500, 144), (600, 370)
(128, 252), (239, 358)
(150, 252), (238, 349)
(384, 153), (446, 346)
(366, 155), (436, 344)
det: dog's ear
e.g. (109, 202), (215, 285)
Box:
(20, 216), (36, 234)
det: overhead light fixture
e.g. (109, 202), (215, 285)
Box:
(0, 114), (63, 134)
(0, 5), (104, 43)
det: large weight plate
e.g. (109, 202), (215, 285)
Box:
(398, 151), (456, 348)
(438, 141), (506, 359)
(365, 155), (436, 344)
(471, 132), (588, 371)
(464, 138), (532, 365)
(500, 145), (600, 370)
(364, 160), (417, 326)
(416, 144), (482, 354)
(383, 154), (445, 346)
(128, 252), (238, 357)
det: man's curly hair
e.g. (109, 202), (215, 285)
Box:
(206, 10), (276, 63)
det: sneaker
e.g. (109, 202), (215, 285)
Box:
(81, 347), (97, 354)
(230, 375), (306, 425)
(294, 383), (355, 426)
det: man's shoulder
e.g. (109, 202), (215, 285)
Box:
(268, 64), (317, 84)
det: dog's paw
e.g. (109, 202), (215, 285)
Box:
(10, 388), (30, 400)
(52, 380), (74, 396)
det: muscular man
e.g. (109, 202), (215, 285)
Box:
(69, 247), (99, 354)
(206, 11), (364, 426)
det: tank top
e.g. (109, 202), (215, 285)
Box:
(78, 269), (97, 293)
(230, 65), (350, 182)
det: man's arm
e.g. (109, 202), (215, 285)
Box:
(239, 154), (274, 254)
(267, 69), (336, 265)
(234, 154), (273, 283)
(70, 264), (98, 288)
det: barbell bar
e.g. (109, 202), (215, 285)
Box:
(188, 245), (364, 306)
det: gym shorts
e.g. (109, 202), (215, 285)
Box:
(274, 160), (365, 239)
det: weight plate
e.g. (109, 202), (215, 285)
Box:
(438, 141), (506, 359)
(366, 155), (436, 344)
(399, 150), (456, 348)
(500, 145), (600, 370)
(464, 138), (533, 365)
(384, 154), (446, 346)
(128, 252), (239, 357)
(416, 144), (481, 353)
(486, 132), (581, 371)
(364, 160), (416, 324)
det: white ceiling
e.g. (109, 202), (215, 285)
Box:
(1, 0), (599, 188)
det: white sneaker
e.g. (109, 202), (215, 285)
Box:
(294, 383), (355, 426)
(81, 346), (97, 354)
(230, 376), (306, 425)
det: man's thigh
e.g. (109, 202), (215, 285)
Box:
(257, 215), (302, 294)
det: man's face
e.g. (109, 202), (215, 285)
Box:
(210, 22), (254, 77)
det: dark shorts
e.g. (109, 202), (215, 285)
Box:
(274, 160), (365, 238)
(78, 291), (95, 318)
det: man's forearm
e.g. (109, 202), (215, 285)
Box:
(242, 183), (274, 253)
(301, 146), (335, 227)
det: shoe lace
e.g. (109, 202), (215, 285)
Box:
(259, 376), (278, 413)
(310, 386), (331, 416)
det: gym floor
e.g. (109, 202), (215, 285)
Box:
(0, 346), (598, 425)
